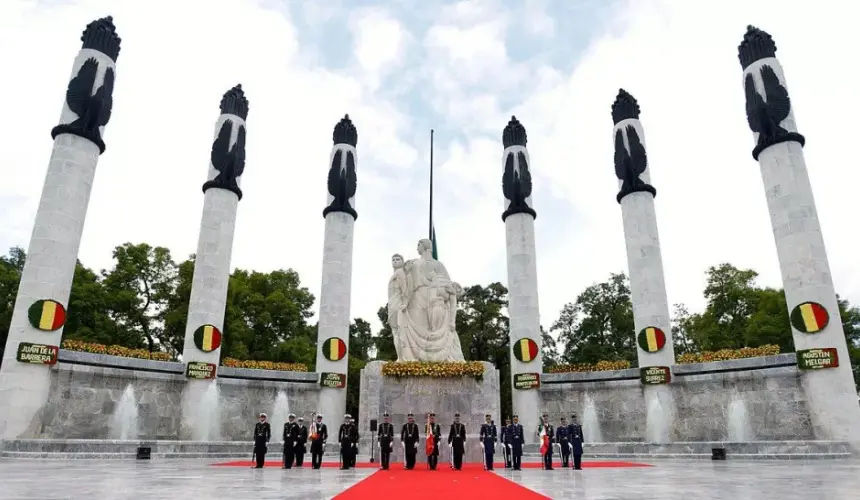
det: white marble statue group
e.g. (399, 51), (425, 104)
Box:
(387, 239), (465, 362)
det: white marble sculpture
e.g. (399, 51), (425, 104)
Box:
(387, 239), (465, 362)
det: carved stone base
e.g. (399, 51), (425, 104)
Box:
(358, 361), (501, 464)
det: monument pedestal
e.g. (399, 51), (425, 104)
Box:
(358, 361), (501, 464)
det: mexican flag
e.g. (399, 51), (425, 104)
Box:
(431, 225), (438, 260)
(539, 424), (549, 456)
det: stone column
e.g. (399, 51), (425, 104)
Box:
(739, 26), (860, 445)
(0, 17), (121, 439)
(179, 85), (249, 439)
(501, 116), (542, 443)
(611, 90), (677, 442)
(315, 115), (358, 421)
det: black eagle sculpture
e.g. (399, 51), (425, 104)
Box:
(614, 125), (656, 203)
(744, 66), (805, 160)
(203, 120), (246, 200)
(501, 116), (536, 222)
(51, 58), (115, 154)
(322, 115), (358, 220)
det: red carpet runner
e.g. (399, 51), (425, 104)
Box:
(333, 463), (550, 500)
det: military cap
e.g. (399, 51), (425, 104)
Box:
(288, 413), (296, 418)
(344, 414), (351, 418)
(383, 412), (390, 417)
(513, 415), (518, 418)
(429, 412), (436, 417)
(407, 412), (414, 417)
(316, 414), (323, 418)
(485, 413), (491, 417)
(259, 413), (267, 418)
(297, 417), (304, 421)
(454, 413), (460, 417)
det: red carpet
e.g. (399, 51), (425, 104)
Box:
(333, 463), (550, 500)
(210, 460), (651, 469)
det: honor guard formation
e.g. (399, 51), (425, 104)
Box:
(252, 411), (586, 470)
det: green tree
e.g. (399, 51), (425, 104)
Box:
(552, 272), (635, 365)
(373, 306), (397, 361)
(540, 326), (560, 368)
(0, 247), (25, 368)
(670, 303), (697, 355)
(160, 257), (195, 357)
(63, 261), (135, 347)
(102, 243), (177, 354)
(350, 318), (373, 361)
(456, 282), (509, 362)
(346, 355), (366, 424)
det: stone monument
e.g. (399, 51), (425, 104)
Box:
(387, 239), (465, 362)
(315, 115), (358, 421)
(0, 16), (121, 439)
(180, 85), (249, 438)
(500, 116), (542, 443)
(738, 26), (860, 446)
(610, 90), (677, 442)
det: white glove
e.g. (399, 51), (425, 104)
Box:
(401, 442), (405, 448)
(293, 441), (297, 447)
(507, 444), (512, 449)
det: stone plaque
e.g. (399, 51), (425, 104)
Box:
(320, 372), (346, 389)
(796, 348), (839, 370)
(640, 366), (671, 385)
(514, 372), (540, 390)
(185, 361), (217, 379)
(16, 342), (59, 365)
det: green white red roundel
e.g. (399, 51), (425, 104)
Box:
(513, 338), (539, 362)
(322, 337), (347, 361)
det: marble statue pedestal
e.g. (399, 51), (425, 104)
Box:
(358, 361), (501, 464)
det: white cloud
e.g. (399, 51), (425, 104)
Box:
(2, 0), (859, 349)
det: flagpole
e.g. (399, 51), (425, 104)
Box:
(429, 129), (434, 240)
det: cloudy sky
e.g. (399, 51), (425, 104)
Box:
(2, 0), (858, 338)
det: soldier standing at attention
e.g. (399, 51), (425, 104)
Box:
(500, 417), (512, 468)
(537, 414), (555, 470)
(425, 413), (442, 470)
(479, 413), (497, 470)
(508, 415), (524, 471)
(557, 416), (571, 468)
(338, 414), (354, 470)
(295, 416), (308, 467)
(253, 413), (271, 469)
(447, 412), (467, 470)
(309, 414), (328, 470)
(401, 413), (420, 470)
(569, 414), (585, 470)
(348, 415), (359, 467)
(378, 413), (395, 470)
(283, 413), (299, 469)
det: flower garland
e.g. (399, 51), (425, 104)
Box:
(548, 344), (782, 374)
(382, 361), (485, 380)
(221, 358), (308, 372)
(61, 340), (171, 361)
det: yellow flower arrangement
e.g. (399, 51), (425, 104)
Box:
(61, 340), (173, 361)
(381, 361), (485, 380)
(548, 360), (631, 374)
(221, 358), (309, 372)
(677, 344), (780, 364)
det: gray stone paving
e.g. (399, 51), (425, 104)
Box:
(0, 458), (858, 499)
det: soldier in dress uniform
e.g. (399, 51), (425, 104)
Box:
(568, 413), (585, 470)
(479, 413), (497, 471)
(283, 413), (299, 469)
(500, 417), (512, 468)
(556, 416), (571, 468)
(401, 412), (420, 470)
(425, 413), (442, 470)
(309, 414), (328, 470)
(295, 417), (309, 467)
(378, 413), (395, 470)
(447, 412), (467, 470)
(508, 415), (524, 470)
(252, 413), (271, 469)
(338, 414), (356, 470)
(537, 414), (555, 470)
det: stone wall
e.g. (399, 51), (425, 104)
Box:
(20, 350), (320, 441)
(358, 361), (501, 463)
(540, 354), (812, 442)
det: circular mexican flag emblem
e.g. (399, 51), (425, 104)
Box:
(513, 338), (539, 362)
(637, 326), (666, 353)
(790, 301), (829, 333)
(322, 337), (347, 361)
(28, 299), (66, 331)
(193, 324), (222, 352)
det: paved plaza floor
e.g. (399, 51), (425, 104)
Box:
(0, 458), (858, 499)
